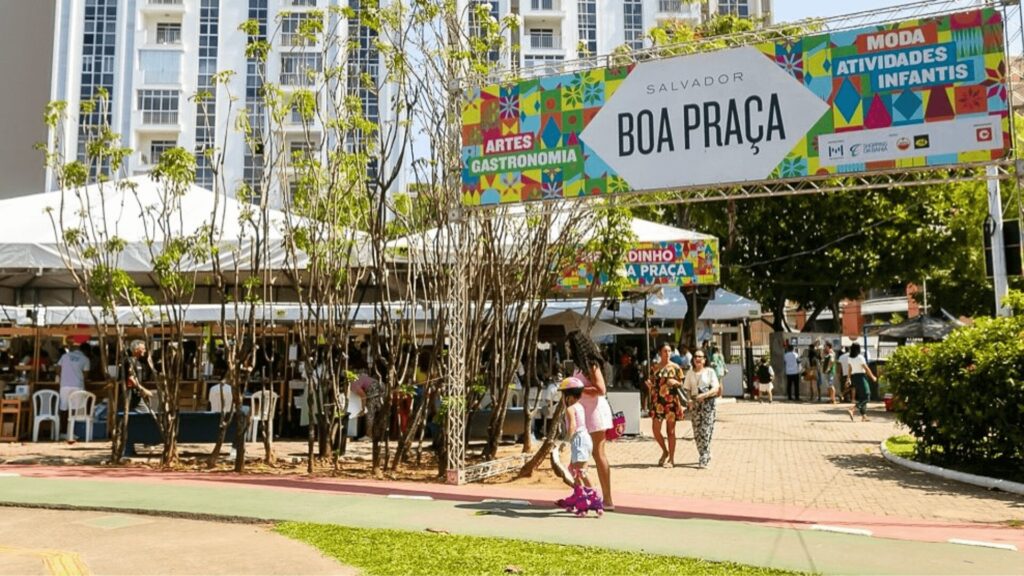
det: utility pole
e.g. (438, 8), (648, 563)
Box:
(987, 165), (1011, 317)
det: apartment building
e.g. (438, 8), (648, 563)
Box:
(503, 0), (771, 75)
(0, 1), (56, 200)
(43, 0), (393, 204)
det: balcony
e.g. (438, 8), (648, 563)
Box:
(522, 0), (564, 24)
(141, 0), (185, 16)
(655, 0), (700, 21)
(525, 33), (562, 51)
(134, 111), (181, 133)
(138, 50), (182, 85)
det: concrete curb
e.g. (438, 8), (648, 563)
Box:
(880, 440), (1024, 497)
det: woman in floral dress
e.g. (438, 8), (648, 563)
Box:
(645, 343), (685, 468)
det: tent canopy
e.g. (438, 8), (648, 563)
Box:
(699, 289), (762, 321)
(539, 308), (631, 338)
(389, 213), (713, 259)
(0, 176), (367, 276)
(877, 315), (962, 341)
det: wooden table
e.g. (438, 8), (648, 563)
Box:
(0, 398), (31, 441)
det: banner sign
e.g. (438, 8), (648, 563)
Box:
(559, 239), (720, 290)
(462, 9), (1009, 206)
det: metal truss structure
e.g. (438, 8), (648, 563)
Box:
(462, 455), (529, 484)
(446, 0), (1024, 484)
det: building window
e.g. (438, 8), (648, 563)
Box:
(194, 0), (219, 188)
(468, 0), (500, 63)
(659, 0), (684, 11)
(148, 140), (177, 165)
(577, 0), (596, 56)
(137, 89), (180, 124)
(292, 0), (316, 5)
(531, 0), (555, 9)
(281, 53), (322, 85)
(529, 28), (559, 49)
(139, 50), (182, 84)
(718, 0), (749, 17)
(156, 22), (182, 45)
(623, 0), (644, 50)
(282, 12), (320, 46)
(77, 0), (118, 167)
(524, 54), (563, 75)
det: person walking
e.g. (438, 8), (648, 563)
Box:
(684, 349), (721, 468)
(784, 344), (801, 401)
(806, 342), (821, 402)
(755, 355), (774, 403)
(844, 343), (877, 422)
(822, 342), (837, 404)
(567, 331), (615, 511)
(645, 343), (685, 468)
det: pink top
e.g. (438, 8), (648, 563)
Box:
(564, 402), (587, 437)
(574, 369), (614, 433)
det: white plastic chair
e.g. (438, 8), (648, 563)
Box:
(346, 392), (363, 437)
(32, 389), (59, 442)
(289, 379), (308, 427)
(66, 390), (96, 442)
(247, 390), (279, 443)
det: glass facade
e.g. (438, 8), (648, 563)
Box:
(577, 0), (597, 56)
(347, 0), (380, 158)
(623, 0), (643, 51)
(77, 0), (118, 165)
(718, 0), (749, 17)
(139, 50), (182, 84)
(244, 0), (268, 193)
(194, 0), (220, 188)
(137, 89), (180, 124)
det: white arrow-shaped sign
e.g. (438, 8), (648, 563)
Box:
(580, 46), (830, 191)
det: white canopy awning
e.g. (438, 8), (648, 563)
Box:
(699, 289), (762, 321)
(0, 176), (367, 274)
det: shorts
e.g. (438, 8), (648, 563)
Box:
(570, 431), (593, 464)
(758, 382), (774, 394)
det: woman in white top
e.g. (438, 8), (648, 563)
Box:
(684, 349), (721, 469)
(844, 343), (877, 422)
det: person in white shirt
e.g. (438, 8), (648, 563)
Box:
(783, 345), (801, 401)
(837, 348), (851, 401)
(844, 343), (877, 422)
(684, 350), (721, 469)
(208, 381), (233, 413)
(57, 343), (91, 412)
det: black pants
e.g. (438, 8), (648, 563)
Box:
(786, 373), (800, 400)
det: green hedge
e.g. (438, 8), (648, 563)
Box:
(885, 293), (1024, 471)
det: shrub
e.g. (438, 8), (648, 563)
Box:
(885, 293), (1024, 471)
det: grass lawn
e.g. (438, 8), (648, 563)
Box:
(885, 435), (916, 459)
(276, 522), (801, 576)
(885, 435), (1024, 484)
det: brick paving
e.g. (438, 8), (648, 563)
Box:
(507, 400), (1024, 524)
(2, 400), (1021, 525)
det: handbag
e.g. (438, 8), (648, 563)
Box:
(605, 411), (626, 441)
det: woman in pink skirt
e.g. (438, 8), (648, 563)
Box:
(567, 330), (615, 511)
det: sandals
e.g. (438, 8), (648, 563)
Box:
(847, 409), (855, 422)
(662, 460), (674, 469)
(658, 451), (669, 467)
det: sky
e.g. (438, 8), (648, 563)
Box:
(773, 0), (926, 24)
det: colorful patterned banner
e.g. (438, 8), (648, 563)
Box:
(462, 9), (1009, 207)
(559, 239), (720, 290)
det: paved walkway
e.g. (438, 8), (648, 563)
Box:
(0, 507), (351, 575)
(2, 400), (1022, 574)
(510, 400), (1024, 524)
(0, 468), (1021, 575)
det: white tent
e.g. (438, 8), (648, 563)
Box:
(699, 289), (762, 321)
(539, 308), (631, 338)
(389, 213), (714, 261)
(0, 176), (367, 274)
